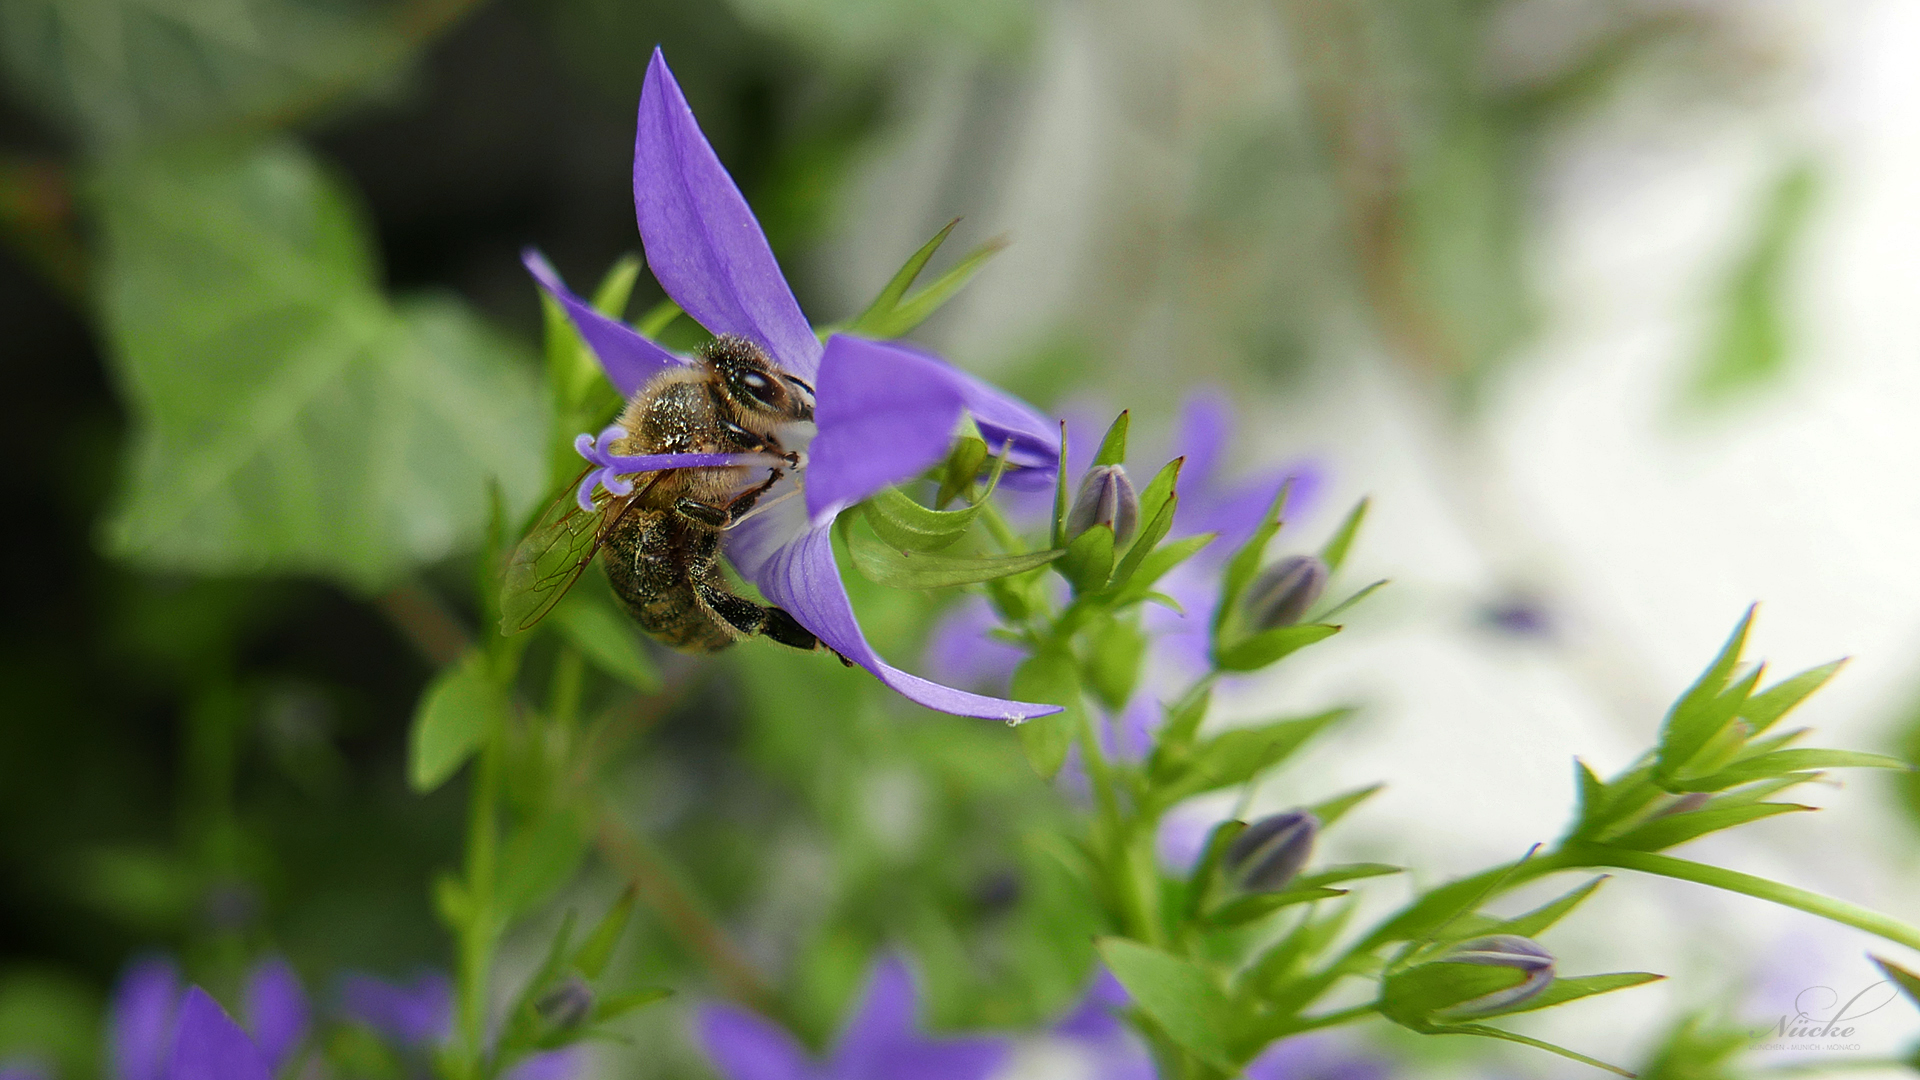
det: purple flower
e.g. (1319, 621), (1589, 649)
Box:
(1243, 1034), (1392, 1080)
(525, 48), (1060, 722)
(1050, 969), (1155, 1080)
(694, 955), (1008, 1080)
(108, 956), (309, 1080)
(164, 989), (272, 1080)
(336, 971), (581, 1080)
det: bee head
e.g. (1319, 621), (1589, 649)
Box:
(704, 334), (815, 423)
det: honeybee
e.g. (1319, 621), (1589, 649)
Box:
(501, 334), (833, 657)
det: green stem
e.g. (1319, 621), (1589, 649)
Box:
(1569, 846), (1920, 953)
(455, 671), (506, 1078)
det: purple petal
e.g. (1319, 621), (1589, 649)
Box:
(635, 49), (822, 379)
(1243, 1034), (1391, 1080)
(742, 521), (1062, 721)
(241, 958), (308, 1074)
(501, 1048), (587, 1080)
(830, 958), (1007, 1080)
(1172, 389), (1232, 491)
(807, 336), (966, 519)
(1052, 969), (1129, 1041)
(111, 956), (182, 1080)
(164, 988), (271, 1080)
(523, 249), (684, 397)
(921, 597), (1023, 693)
(695, 1004), (815, 1080)
(1180, 461), (1326, 549)
(336, 972), (452, 1048)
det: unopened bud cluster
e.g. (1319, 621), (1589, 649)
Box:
(1243, 555), (1329, 630)
(535, 974), (594, 1030)
(1225, 810), (1318, 892)
(1066, 465), (1139, 547)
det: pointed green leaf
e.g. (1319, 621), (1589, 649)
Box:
(849, 219), (958, 334)
(1133, 458), (1183, 541)
(1319, 497), (1370, 574)
(1740, 659), (1845, 734)
(1493, 877), (1607, 938)
(1093, 411), (1130, 467)
(935, 436), (989, 509)
(591, 987), (672, 1024)
(1111, 533), (1213, 606)
(1149, 685), (1213, 780)
(1214, 480), (1294, 640)
(1476, 972), (1665, 1020)
(1872, 956), (1920, 1011)
(1307, 784), (1385, 829)
(1059, 524), (1116, 594)
(1656, 607), (1757, 775)
(1154, 709), (1351, 807)
(1012, 647), (1080, 779)
(409, 652), (498, 793)
(848, 527), (1064, 588)
(858, 234), (1008, 338)
(1095, 938), (1235, 1070)
(1671, 749), (1910, 793)
(862, 450), (1011, 552)
(1432, 1023), (1634, 1076)
(1293, 863), (1403, 890)
(1205, 887), (1349, 927)
(1215, 624), (1340, 672)
(1183, 819), (1248, 920)
(1608, 801), (1811, 852)
(573, 888), (639, 979)
(1050, 422), (1070, 549)
(1313, 579), (1388, 623)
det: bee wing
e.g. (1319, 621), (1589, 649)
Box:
(499, 470), (663, 635)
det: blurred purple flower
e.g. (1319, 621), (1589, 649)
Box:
(1244, 1034), (1392, 1080)
(108, 956), (308, 1080)
(695, 955), (1008, 1080)
(164, 989), (271, 1080)
(1050, 968), (1155, 1080)
(920, 596), (1023, 694)
(525, 48), (1060, 722)
(1168, 388), (1324, 549)
(337, 971), (581, 1080)
(0, 1062), (52, 1080)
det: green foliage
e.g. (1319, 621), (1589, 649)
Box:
(409, 652), (497, 793)
(1096, 938), (1235, 1070)
(97, 139), (545, 592)
(1011, 645), (1078, 779)
(552, 590), (662, 692)
(847, 521), (1063, 588)
(1689, 158), (1821, 405)
(844, 218), (1006, 339)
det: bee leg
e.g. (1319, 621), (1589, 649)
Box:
(674, 469), (784, 529)
(761, 605), (856, 668)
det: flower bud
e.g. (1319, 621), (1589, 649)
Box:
(1242, 555), (1329, 630)
(1431, 935), (1555, 1017)
(1224, 810), (1318, 892)
(1066, 465), (1139, 547)
(1382, 934), (1556, 1027)
(534, 974), (593, 1030)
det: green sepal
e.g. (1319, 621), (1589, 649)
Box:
(1307, 784), (1384, 829)
(409, 651), (498, 793)
(1092, 411), (1130, 467)
(1740, 659), (1845, 734)
(847, 220), (1006, 339)
(573, 888), (639, 979)
(1133, 458), (1182, 542)
(1214, 479), (1294, 642)
(1011, 645), (1080, 778)
(1293, 863), (1403, 890)
(1381, 960), (1532, 1028)
(1319, 497), (1370, 574)
(1104, 489), (1181, 597)
(935, 437), (989, 509)
(1110, 533), (1213, 607)
(1468, 972), (1664, 1020)
(1241, 903), (1355, 1002)
(1654, 606), (1757, 781)
(1215, 624), (1340, 672)
(1204, 887), (1350, 928)
(1084, 617), (1147, 711)
(848, 525), (1064, 588)
(1491, 876), (1607, 938)
(1095, 938), (1236, 1071)
(1058, 524), (1116, 594)
(1050, 422), (1070, 549)
(1872, 956), (1920, 1010)
(590, 987), (672, 1025)
(1182, 819), (1248, 921)
(1148, 684), (1213, 780)
(1151, 709), (1351, 810)
(1605, 801), (1811, 852)
(1665, 664), (1765, 784)
(1422, 1023), (1634, 1077)
(1666, 748), (1910, 793)
(862, 450), (1012, 552)
(1312, 579), (1388, 623)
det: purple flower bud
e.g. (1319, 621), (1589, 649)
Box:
(1243, 555), (1329, 630)
(1431, 935), (1556, 1018)
(1225, 810), (1318, 892)
(534, 975), (593, 1030)
(1066, 465), (1139, 547)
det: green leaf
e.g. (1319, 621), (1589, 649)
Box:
(1092, 411), (1130, 467)
(1084, 617), (1146, 712)
(1, 0), (420, 148)
(1183, 819), (1248, 920)
(1293, 863), (1402, 889)
(848, 526), (1063, 588)
(1205, 887), (1349, 927)
(1430, 1022), (1634, 1076)
(1011, 647), (1079, 779)
(1059, 524), (1116, 594)
(1492, 876), (1607, 938)
(1670, 748), (1909, 793)
(1215, 624), (1340, 672)
(1111, 533), (1213, 606)
(1689, 159), (1819, 405)
(553, 595), (660, 692)
(1155, 709), (1350, 807)
(98, 140), (546, 592)
(408, 652), (497, 793)
(1740, 659), (1845, 734)
(1607, 801), (1811, 852)
(1872, 956), (1920, 1011)
(572, 888), (638, 979)
(1095, 938), (1235, 1070)
(934, 437), (989, 509)
(1319, 497), (1370, 574)
(591, 987), (672, 1024)
(1148, 685), (1212, 780)
(862, 450), (1012, 552)
(1474, 972), (1664, 1019)
(1655, 607), (1758, 780)
(849, 222), (1007, 338)
(499, 811), (588, 917)
(1213, 479), (1293, 641)
(1133, 458), (1183, 541)
(1307, 784), (1384, 829)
